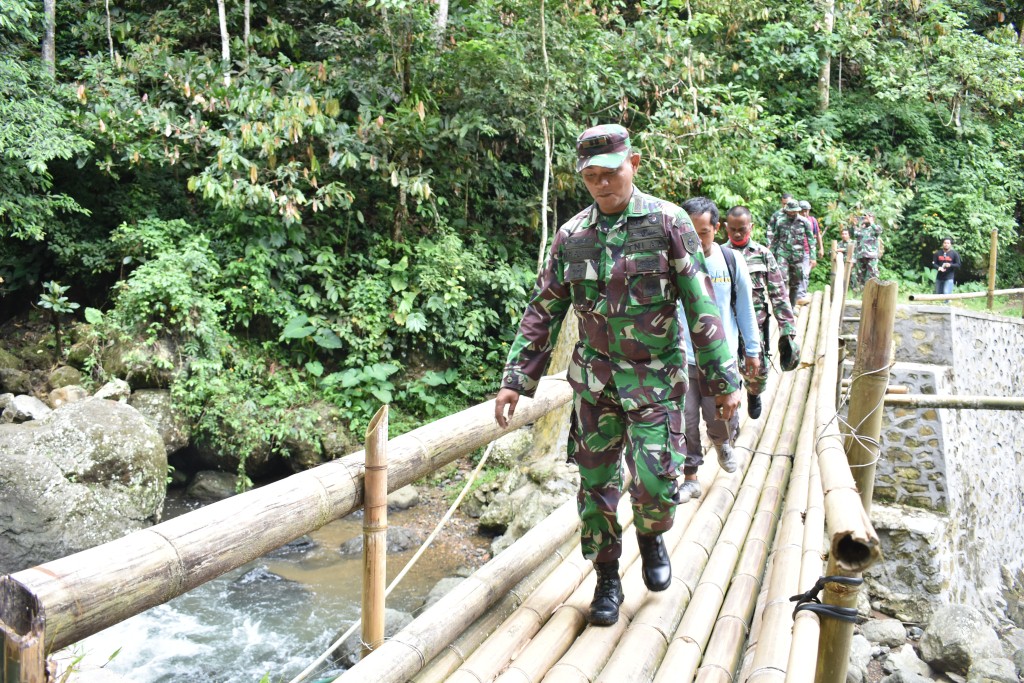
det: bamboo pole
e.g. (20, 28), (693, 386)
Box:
(412, 537), (576, 683)
(908, 287), (1024, 302)
(988, 229), (998, 310)
(0, 375), (572, 652)
(696, 294), (826, 683)
(883, 394), (1024, 410)
(841, 380), (907, 394)
(361, 405), (389, 657)
(332, 498), (581, 683)
(785, 455), (826, 683)
(844, 279), (897, 513)
(1, 615), (44, 683)
(842, 244), (854, 301)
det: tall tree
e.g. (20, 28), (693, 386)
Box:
(217, 0), (230, 85)
(818, 0), (835, 111)
(41, 0), (55, 77)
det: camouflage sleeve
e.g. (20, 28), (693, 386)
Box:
(666, 209), (741, 396)
(500, 233), (573, 397)
(763, 250), (797, 337)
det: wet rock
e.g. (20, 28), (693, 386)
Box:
(48, 384), (89, 409)
(387, 485), (419, 510)
(128, 388), (191, 456)
(863, 618), (909, 648)
(1012, 648), (1024, 676)
(421, 577), (464, 612)
(48, 365), (83, 390)
(967, 657), (1017, 683)
(185, 471), (239, 501)
(336, 608), (413, 667)
(266, 536), (319, 558)
(0, 398), (166, 574)
(920, 604), (1002, 676)
(490, 428), (533, 468)
(1000, 627), (1024, 658)
(847, 634), (872, 683)
(227, 566), (310, 611)
(338, 527), (423, 555)
(1, 395), (51, 423)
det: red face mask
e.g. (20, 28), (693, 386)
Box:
(729, 234), (749, 247)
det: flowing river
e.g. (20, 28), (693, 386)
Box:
(59, 490), (488, 682)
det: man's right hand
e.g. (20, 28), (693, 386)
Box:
(494, 388), (521, 429)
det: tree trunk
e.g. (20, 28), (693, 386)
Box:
(818, 0), (836, 111)
(105, 0), (114, 61)
(537, 0), (551, 274)
(435, 0), (448, 44)
(42, 0), (56, 78)
(217, 0), (231, 85)
(244, 0), (251, 49)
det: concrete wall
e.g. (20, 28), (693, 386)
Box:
(843, 303), (1024, 624)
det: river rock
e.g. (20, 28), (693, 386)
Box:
(919, 604), (1003, 675)
(1, 394), (52, 423)
(338, 527), (423, 555)
(387, 485), (419, 510)
(185, 470), (239, 500)
(94, 378), (131, 402)
(101, 337), (177, 389)
(880, 672), (932, 683)
(967, 657), (1018, 683)
(337, 608), (413, 667)
(863, 618), (909, 648)
(0, 345), (22, 370)
(0, 393), (12, 410)
(0, 367), (32, 394)
(128, 388), (191, 456)
(48, 365), (83, 390)
(48, 384), (90, 408)
(883, 644), (934, 678)
(848, 634), (872, 683)
(489, 428), (533, 468)
(1001, 628), (1024, 658)
(422, 577), (465, 611)
(1012, 648), (1024, 675)
(0, 398), (166, 574)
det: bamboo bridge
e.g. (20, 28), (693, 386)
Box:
(5, 253), (955, 683)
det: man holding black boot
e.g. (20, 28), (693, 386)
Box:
(494, 124), (741, 625)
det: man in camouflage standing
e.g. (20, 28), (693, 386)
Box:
(765, 192), (794, 238)
(723, 206), (799, 419)
(766, 198), (815, 307)
(494, 124), (741, 627)
(852, 212), (882, 291)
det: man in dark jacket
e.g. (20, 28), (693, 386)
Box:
(932, 237), (961, 295)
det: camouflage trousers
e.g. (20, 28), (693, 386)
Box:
(568, 384), (686, 563)
(740, 318), (771, 396)
(775, 253), (803, 307)
(853, 257), (879, 290)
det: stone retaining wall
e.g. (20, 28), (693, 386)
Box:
(844, 302), (1024, 624)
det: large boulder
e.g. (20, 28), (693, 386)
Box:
(0, 398), (167, 574)
(919, 604), (1003, 676)
(1, 395), (52, 423)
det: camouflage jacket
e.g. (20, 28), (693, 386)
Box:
(767, 214), (815, 258)
(501, 188), (741, 412)
(854, 221), (882, 260)
(724, 239), (797, 338)
(766, 208), (785, 237)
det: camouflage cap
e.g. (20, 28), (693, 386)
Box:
(784, 199), (802, 212)
(576, 124), (632, 172)
(799, 200), (811, 210)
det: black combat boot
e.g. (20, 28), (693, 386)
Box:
(747, 392), (762, 419)
(589, 561), (623, 626)
(637, 533), (672, 592)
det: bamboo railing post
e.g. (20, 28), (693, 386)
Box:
(988, 229), (998, 310)
(844, 279), (897, 513)
(813, 281), (895, 683)
(362, 405), (389, 658)
(1, 614), (45, 683)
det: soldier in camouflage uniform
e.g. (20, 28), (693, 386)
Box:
(836, 227), (853, 258)
(494, 124), (741, 627)
(765, 193), (794, 239)
(852, 212), (882, 291)
(767, 199), (815, 307)
(723, 206), (799, 419)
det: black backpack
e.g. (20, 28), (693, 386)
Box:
(720, 243), (738, 316)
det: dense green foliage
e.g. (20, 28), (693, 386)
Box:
(2, 0), (1022, 460)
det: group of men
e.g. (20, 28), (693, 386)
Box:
(493, 124), (804, 627)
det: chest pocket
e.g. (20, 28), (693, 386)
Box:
(747, 261), (768, 294)
(624, 214), (672, 306)
(562, 238), (601, 312)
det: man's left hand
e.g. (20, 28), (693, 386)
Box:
(715, 390), (741, 421)
(744, 356), (761, 377)
(810, 259), (817, 269)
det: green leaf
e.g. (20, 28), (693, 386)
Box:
(281, 315), (315, 339)
(84, 307), (103, 324)
(305, 360), (324, 376)
(312, 328), (343, 349)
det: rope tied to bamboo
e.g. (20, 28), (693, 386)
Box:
(789, 575), (863, 623)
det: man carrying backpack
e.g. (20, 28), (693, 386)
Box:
(677, 198), (761, 502)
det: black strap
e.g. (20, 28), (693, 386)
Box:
(789, 575), (863, 624)
(721, 244), (738, 316)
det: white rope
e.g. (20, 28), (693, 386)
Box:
(287, 441), (497, 683)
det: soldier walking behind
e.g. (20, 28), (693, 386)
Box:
(852, 212), (883, 291)
(766, 198), (815, 307)
(724, 205), (801, 419)
(494, 124), (741, 627)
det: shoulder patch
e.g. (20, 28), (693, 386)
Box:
(682, 230), (700, 255)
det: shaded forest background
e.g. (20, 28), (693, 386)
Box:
(2, 0), (1023, 467)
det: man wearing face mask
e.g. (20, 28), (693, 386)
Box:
(494, 124), (741, 627)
